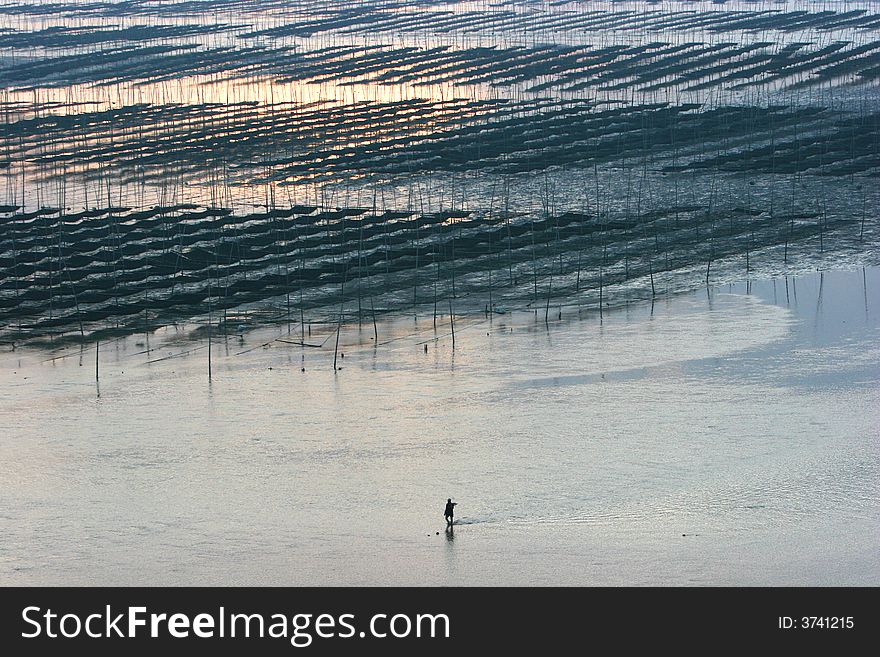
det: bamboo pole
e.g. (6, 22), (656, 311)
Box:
(449, 298), (455, 350)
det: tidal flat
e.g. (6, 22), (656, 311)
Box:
(1, 266), (877, 585)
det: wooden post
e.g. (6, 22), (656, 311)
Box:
(449, 299), (455, 350)
(545, 277), (552, 323)
(208, 279), (213, 379)
(334, 276), (345, 371)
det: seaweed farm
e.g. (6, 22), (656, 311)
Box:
(1, 0), (879, 345)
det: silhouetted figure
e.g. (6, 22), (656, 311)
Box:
(444, 498), (457, 525)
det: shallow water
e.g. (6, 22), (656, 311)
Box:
(0, 266), (878, 585)
(3, 0), (879, 213)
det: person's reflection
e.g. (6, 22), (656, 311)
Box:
(445, 524), (454, 543)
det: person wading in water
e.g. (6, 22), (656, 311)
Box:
(444, 498), (457, 525)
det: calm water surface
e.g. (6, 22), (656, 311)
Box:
(1, 267), (878, 585)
